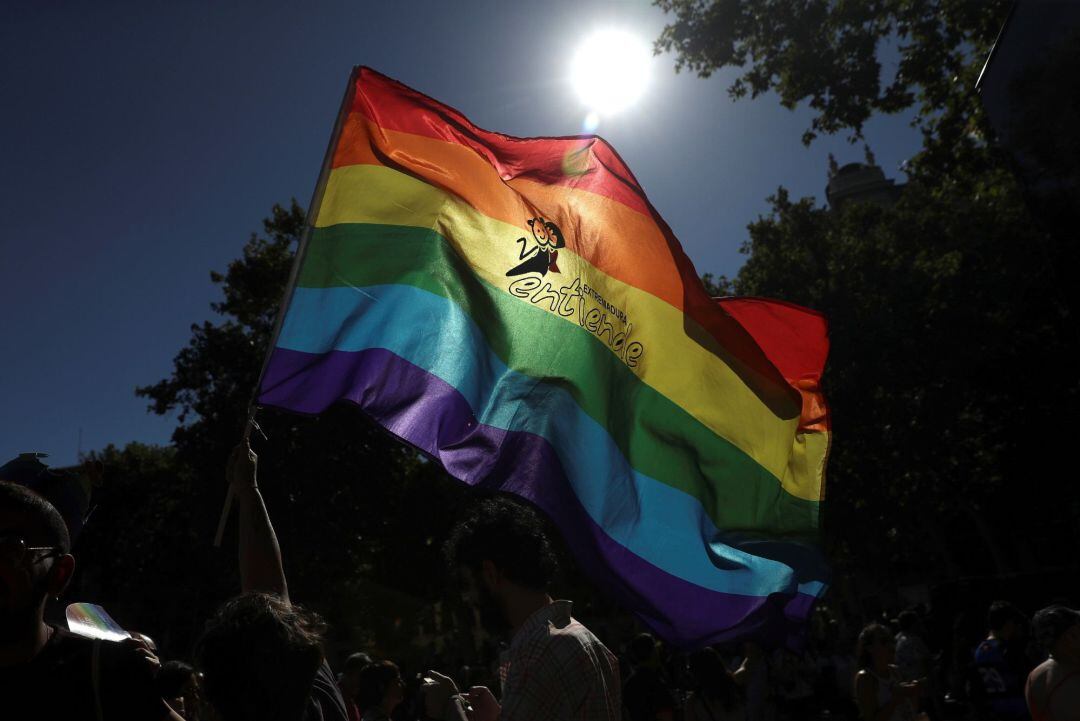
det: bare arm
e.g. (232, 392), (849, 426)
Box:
(227, 444), (289, 601)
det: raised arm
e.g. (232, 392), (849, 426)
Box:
(227, 444), (289, 601)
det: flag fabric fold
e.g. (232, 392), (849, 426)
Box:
(257, 66), (831, 648)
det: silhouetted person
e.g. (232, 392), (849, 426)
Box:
(423, 496), (620, 721)
(157, 660), (200, 721)
(894, 610), (931, 683)
(684, 647), (744, 721)
(0, 463), (175, 719)
(853, 623), (921, 721)
(771, 646), (816, 719)
(622, 633), (674, 721)
(1026, 605), (1080, 721)
(339, 652), (374, 721)
(194, 444), (348, 721)
(357, 660), (405, 721)
(974, 601), (1031, 720)
(731, 641), (769, 721)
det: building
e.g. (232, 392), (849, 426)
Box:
(825, 162), (903, 209)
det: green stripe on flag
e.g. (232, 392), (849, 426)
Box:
(297, 222), (819, 535)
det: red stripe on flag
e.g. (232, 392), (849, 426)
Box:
(353, 67), (653, 216)
(346, 67), (806, 418)
(716, 297), (831, 432)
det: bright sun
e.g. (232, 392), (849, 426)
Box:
(570, 29), (652, 116)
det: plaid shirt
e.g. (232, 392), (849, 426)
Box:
(498, 600), (621, 721)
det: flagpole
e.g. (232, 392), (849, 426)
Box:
(213, 67), (360, 547)
(249, 65), (360, 411)
(212, 413), (256, 547)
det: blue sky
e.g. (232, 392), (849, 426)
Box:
(0, 1), (922, 466)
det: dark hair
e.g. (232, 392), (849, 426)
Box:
(157, 660), (196, 698)
(444, 496), (558, 592)
(688, 647), (740, 710)
(629, 633), (657, 665)
(897, 610), (920, 634)
(855, 623), (893, 670)
(987, 601), (1025, 632)
(356, 660), (401, 710)
(343, 652), (374, 673)
(194, 592), (326, 721)
(0, 480), (71, 554)
(1032, 605), (1080, 650)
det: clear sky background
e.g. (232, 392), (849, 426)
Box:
(1, 0), (922, 467)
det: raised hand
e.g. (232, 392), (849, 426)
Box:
(226, 444), (258, 491)
(466, 686), (500, 721)
(422, 670), (461, 720)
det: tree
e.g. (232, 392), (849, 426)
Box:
(137, 201), (304, 460)
(731, 163), (1078, 587)
(654, 0), (1011, 147)
(71, 442), (227, 654)
(657, 0), (1080, 599)
(700, 272), (733, 297)
(132, 202), (470, 658)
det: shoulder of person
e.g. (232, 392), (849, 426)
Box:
(568, 617), (615, 651)
(1026, 660), (1051, 693)
(43, 625), (94, 657)
(306, 660), (350, 721)
(1029, 658), (1055, 677)
(532, 624), (592, 664)
(309, 660), (339, 691)
(12, 627), (95, 689)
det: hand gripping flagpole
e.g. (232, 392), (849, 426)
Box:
(212, 411), (264, 547)
(212, 67), (360, 547)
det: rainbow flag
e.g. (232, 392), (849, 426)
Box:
(257, 67), (830, 647)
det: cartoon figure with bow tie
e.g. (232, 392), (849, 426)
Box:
(506, 216), (565, 277)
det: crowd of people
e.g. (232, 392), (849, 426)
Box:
(1, 445), (1077, 721)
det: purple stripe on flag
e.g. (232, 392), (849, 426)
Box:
(260, 346), (814, 647)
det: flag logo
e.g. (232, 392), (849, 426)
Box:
(506, 217), (565, 277)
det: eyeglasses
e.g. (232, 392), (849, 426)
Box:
(0, 535), (61, 565)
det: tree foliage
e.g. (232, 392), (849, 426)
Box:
(733, 167), (1078, 585)
(655, 0), (1011, 145)
(71, 443), (225, 653)
(662, 1), (1080, 594)
(111, 203), (470, 658)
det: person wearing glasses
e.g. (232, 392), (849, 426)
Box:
(0, 461), (175, 719)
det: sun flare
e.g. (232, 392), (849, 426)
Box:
(570, 29), (652, 116)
